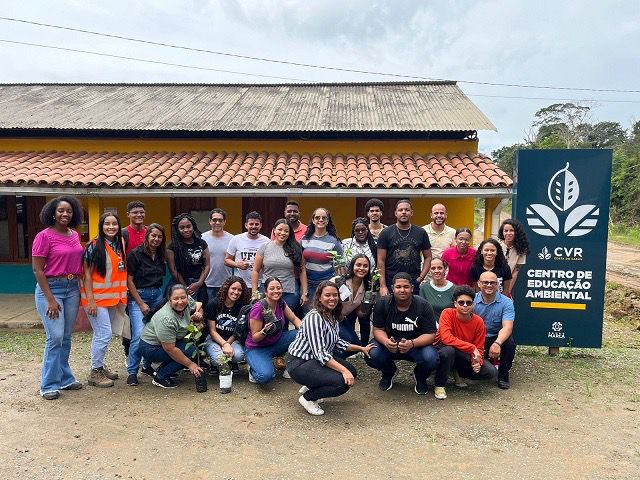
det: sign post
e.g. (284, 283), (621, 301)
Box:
(512, 149), (612, 348)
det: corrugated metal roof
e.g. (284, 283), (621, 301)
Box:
(0, 82), (496, 133)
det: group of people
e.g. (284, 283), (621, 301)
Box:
(32, 195), (529, 417)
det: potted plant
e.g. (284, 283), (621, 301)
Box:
(218, 354), (233, 394)
(361, 268), (381, 316)
(328, 249), (349, 274)
(184, 323), (208, 393)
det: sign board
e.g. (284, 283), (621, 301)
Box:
(512, 149), (612, 348)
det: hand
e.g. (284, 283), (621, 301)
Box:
(188, 363), (203, 378)
(46, 299), (61, 319)
(361, 343), (376, 358)
(222, 342), (233, 357)
(489, 342), (501, 359)
(139, 302), (150, 315)
(335, 266), (346, 276)
(379, 285), (389, 297)
(86, 301), (97, 317)
(472, 348), (482, 365)
(472, 362), (481, 374)
(384, 336), (398, 352)
(299, 293), (308, 306)
(236, 259), (249, 271)
(398, 338), (413, 354)
(186, 282), (200, 296)
(192, 310), (203, 323)
(262, 322), (275, 335)
(341, 369), (355, 386)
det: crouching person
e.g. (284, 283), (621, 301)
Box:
(433, 285), (497, 400)
(365, 272), (439, 394)
(139, 284), (205, 388)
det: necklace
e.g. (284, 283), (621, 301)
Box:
(396, 225), (412, 240)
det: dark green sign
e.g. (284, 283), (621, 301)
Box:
(513, 149), (612, 348)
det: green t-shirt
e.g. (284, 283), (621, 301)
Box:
(140, 297), (196, 345)
(419, 281), (455, 323)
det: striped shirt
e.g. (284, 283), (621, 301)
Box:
(301, 234), (343, 285)
(288, 309), (349, 365)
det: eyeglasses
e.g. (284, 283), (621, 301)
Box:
(456, 300), (473, 307)
(314, 216), (327, 221)
(210, 218), (224, 223)
(480, 281), (497, 286)
(354, 228), (368, 233)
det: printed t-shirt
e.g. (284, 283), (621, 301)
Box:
(377, 225), (431, 282)
(226, 233), (270, 285)
(205, 299), (243, 340)
(203, 231), (233, 288)
(31, 228), (83, 276)
(341, 238), (376, 269)
(170, 238), (209, 281)
(372, 295), (437, 341)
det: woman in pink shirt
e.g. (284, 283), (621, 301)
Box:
(32, 196), (85, 400)
(441, 228), (476, 287)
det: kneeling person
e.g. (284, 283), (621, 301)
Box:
(365, 272), (439, 394)
(433, 285), (497, 399)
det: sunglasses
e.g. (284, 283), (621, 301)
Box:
(456, 300), (473, 307)
(210, 218), (224, 223)
(314, 216), (328, 221)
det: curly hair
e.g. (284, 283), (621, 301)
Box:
(303, 207), (341, 241)
(216, 276), (249, 312)
(498, 219), (530, 256)
(170, 213), (203, 277)
(39, 196), (84, 228)
(473, 238), (509, 272)
(312, 280), (343, 322)
(452, 284), (475, 301)
(364, 198), (384, 214)
(349, 217), (377, 262)
(272, 218), (302, 268)
(85, 212), (124, 278)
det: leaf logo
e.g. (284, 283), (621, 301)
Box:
(538, 246), (551, 260)
(565, 204), (599, 236)
(548, 162), (579, 212)
(526, 204), (560, 236)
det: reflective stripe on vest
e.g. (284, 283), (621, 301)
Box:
(81, 241), (127, 307)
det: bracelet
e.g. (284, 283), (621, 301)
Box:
(222, 341), (230, 346)
(493, 341), (502, 347)
(410, 339), (415, 348)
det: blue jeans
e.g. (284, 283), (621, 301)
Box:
(281, 292), (299, 330)
(205, 336), (245, 365)
(245, 330), (297, 384)
(139, 339), (196, 381)
(365, 339), (439, 380)
(127, 287), (163, 375)
(86, 306), (117, 369)
(35, 277), (81, 395)
(206, 286), (220, 302)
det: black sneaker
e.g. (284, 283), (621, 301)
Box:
(413, 373), (428, 395)
(127, 374), (139, 386)
(141, 366), (156, 377)
(42, 391), (60, 400)
(378, 369), (398, 392)
(169, 372), (179, 379)
(152, 376), (178, 389)
(498, 377), (510, 390)
(60, 381), (83, 391)
(230, 362), (240, 373)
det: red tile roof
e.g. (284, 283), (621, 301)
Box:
(0, 150), (512, 190)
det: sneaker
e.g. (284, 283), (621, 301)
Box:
(42, 391), (60, 400)
(126, 374), (139, 386)
(88, 368), (114, 388)
(60, 382), (83, 391)
(248, 371), (257, 384)
(141, 366), (156, 377)
(378, 369), (398, 392)
(274, 356), (287, 370)
(434, 386), (447, 400)
(298, 395), (324, 416)
(230, 362), (240, 373)
(101, 365), (119, 381)
(498, 374), (510, 390)
(299, 385), (309, 394)
(413, 373), (428, 395)
(208, 364), (219, 376)
(152, 376), (178, 389)
(453, 371), (468, 388)
(282, 369), (291, 379)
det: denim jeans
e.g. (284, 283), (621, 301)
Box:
(281, 292), (299, 330)
(287, 355), (358, 402)
(127, 287), (163, 375)
(35, 277), (81, 395)
(435, 345), (497, 387)
(365, 339), (439, 380)
(244, 330), (297, 384)
(86, 306), (117, 369)
(139, 339), (196, 381)
(205, 336), (245, 365)
(206, 286), (220, 302)
(340, 310), (371, 347)
(484, 335), (516, 381)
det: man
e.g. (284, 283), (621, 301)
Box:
(225, 211), (269, 294)
(422, 203), (456, 258)
(472, 271), (516, 389)
(202, 208), (233, 300)
(364, 198), (386, 242)
(122, 201), (147, 255)
(377, 199), (432, 296)
(272, 201), (306, 242)
(365, 273), (439, 394)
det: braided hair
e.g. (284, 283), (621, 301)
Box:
(349, 217), (377, 262)
(170, 213), (203, 278)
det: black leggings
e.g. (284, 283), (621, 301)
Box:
(286, 355), (357, 402)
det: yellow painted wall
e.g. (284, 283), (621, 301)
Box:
(296, 197), (356, 239)
(411, 198), (475, 231)
(216, 197), (243, 234)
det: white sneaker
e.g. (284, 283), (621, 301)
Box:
(248, 371), (257, 384)
(298, 385), (323, 403)
(298, 395), (324, 416)
(282, 369), (291, 379)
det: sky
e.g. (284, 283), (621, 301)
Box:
(1, 0), (639, 154)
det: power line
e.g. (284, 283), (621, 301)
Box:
(1, 15), (639, 95)
(3, 39), (640, 105)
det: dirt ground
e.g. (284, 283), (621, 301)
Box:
(606, 242), (640, 289)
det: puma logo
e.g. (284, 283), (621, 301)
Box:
(405, 317), (418, 328)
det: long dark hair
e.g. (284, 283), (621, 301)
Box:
(273, 218), (302, 268)
(343, 253), (372, 291)
(170, 213), (202, 276)
(40, 195), (84, 228)
(216, 276), (249, 312)
(303, 207), (341, 241)
(144, 223), (167, 262)
(349, 217), (377, 261)
(473, 238), (508, 271)
(312, 280), (343, 322)
(498, 218), (530, 256)
(86, 212), (124, 278)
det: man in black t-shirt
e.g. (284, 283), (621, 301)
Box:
(377, 199), (432, 295)
(365, 273), (439, 394)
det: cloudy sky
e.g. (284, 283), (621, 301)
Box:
(1, 0), (638, 153)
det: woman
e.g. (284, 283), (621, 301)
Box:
(204, 276), (249, 387)
(139, 284), (205, 389)
(498, 219), (530, 292)
(287, 281), (375, 415)
(419, 257), (455, 323)
(470, 238), (512, 294)
(335, 254), (373, 349)
(252, 219), (308, 310)
(32, 196), (85, 400)
(433, 285), (497, 400)
(245, 277), (302, 384)
(441, 228), (476, 287)
(341, 217), (377, 269)
(125, 223), (167, 386)
(301, 208), (343, 311)
(167, 213), (210, 305)
(81, 212), (128, 388)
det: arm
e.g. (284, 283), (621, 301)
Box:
(32, 257), (60, 319)
(83, 261), (97, 316)
(377, 248), (388, 296)
(299, 259), (308, 306)
(160, 341), (203, 377)
(251, 253), (263, 293)
(418, 247), (432, 282)
(488, 300), (515, 359)
(283, 304), (301, 329)
(127, 274), (150, 315)
(438, 310), (476, 354)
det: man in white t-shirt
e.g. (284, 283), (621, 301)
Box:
(202, 208), (233, 301)
(422, 203), (456, 258)
(224, 211), (269, 293)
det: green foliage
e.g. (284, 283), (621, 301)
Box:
(609, 222), (640, 247)
(218, 354), (231, 376)
(184, 323), (206, 365)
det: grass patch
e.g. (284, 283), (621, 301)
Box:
(609, 222), (640, 247)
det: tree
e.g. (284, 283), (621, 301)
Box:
(533, 102), (592, 148)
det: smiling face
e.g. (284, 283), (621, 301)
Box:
(284, 204), (300, 224)
(274, 222), (290, 243)
(245, 219), (262, 238)
(178, 218), (194, 240)
(353, 222), (368, 243)
(430, 258), (446, 282)
(431, 204), (447, 226)
(226, 281), (244, 303)
(127, 207), (145, 227)
(454, 294), (474, 317)
(312, 209), (328, 230)
(481, 242), (497, 265)
(352, 257), (370, 278)
(395, 202), (412, 225)
(264, 279), (283, 301)
(478, 271), (498, 297)
(502, 223), (515, 246)
(169, 287), (189, 313)
(147, 227), (164, 250)
(54, 201), (73, 228)
(102, 215), (120, 240)
(392, 278), (413, 301)
(209, 212), (225, 233)
(319, 285), (339, 311)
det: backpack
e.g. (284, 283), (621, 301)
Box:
(233, 299), (285, 344)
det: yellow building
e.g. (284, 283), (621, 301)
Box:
(0, 82), (512, 292)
